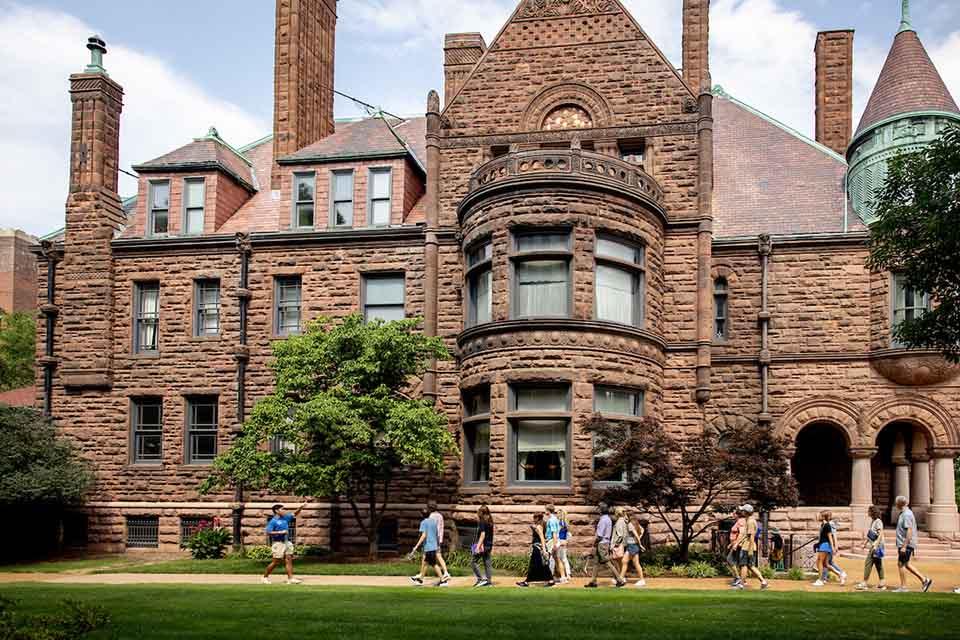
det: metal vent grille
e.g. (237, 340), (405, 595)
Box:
(126, 516), (159, 549)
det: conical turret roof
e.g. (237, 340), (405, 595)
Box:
(855, 27), (958, 136)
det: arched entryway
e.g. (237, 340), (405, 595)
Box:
(793, 422), (851, 506)
(873, 421), (933, 525)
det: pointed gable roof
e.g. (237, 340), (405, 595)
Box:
(278, 116), (427, 172)
(855, 29), (959, 136)
(133, 128), (256, 192)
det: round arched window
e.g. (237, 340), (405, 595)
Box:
(542, 104), (593, 130)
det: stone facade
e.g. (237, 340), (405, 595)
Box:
(814, 30), (854, 157)
(0, 229), (37, 314)
(37, 0), (960, 554)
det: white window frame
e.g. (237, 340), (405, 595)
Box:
(594, 234), (645, 327)
(182, 177), (206, 235)
(367, 167), (393, 227)
(329, 169), (354, 228)
(292, 172), (316, 229)
(147, 180), (170, 237)
(891, 273), (930, 347)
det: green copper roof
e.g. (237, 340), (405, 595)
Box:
(899, 0), (913, 33)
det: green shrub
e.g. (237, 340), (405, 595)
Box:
(671, 564), (690, 578)
(760, 565), (775, 580)
(787, 566), (806, 581)
(186, 523), (232, 559)
(241, 545), (273, 561)
(644, 564), (666, 578)
(638, 544), (726, 573)
(0, 596), (110, 639)
(684, 561), (719, 579)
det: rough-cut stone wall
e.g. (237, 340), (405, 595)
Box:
(0, 230), (37, 314)
(815, 30), (854, 157)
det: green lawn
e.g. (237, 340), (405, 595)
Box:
(96, 557), (473, 576)
(0, 557), (146, 574)
(1, 584), (958, 639)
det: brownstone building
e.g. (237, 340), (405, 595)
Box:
(0, 229), (38, 314)
(37, 0), (960, 554)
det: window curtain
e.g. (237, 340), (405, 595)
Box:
(596, 265), (634, 324)
(139, 287), (159, 349)
(517, 234), (567, 252)
(595, 388), (635, 415)
(470, 269), (492, 325)
(517, 260), (567, 316)
(515, 387), (568, 412)
(516, 419), (567, 481)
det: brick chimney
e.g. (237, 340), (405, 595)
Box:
(272, 0), (337, 190)
(682, 0), (711, 94)
(815, 30), (854, 156)
(60, 35), (125, 389)
(444, 33), (486, 107)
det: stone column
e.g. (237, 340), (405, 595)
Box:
(890, 433), (910, 523)
(910, 432), (931, 525)
(927, 452), (960, 535)
(850, 448), (876, 532)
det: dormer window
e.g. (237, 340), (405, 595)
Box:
(293, 172), (316, 229)
(330, 170), (354, 228)
(368, 168), (392, 226)
(183, 178), (205, 235)
(148, 180), (170, 236)
(619, 139), (645, 165)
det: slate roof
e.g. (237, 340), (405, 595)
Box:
(713, 88), (864, 239)
(856, 29), (959, 136)
(133, 131), (256, 191)
(280, 116), (426, 170)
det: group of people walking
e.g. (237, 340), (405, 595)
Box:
(851, 496), (934, 593)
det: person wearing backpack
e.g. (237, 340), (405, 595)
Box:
(856, 505), (886, 591)
(769, 527), (785, 572)
(731, 504), (769, 590)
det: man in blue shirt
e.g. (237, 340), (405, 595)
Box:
(409, 507), (448, 587)
(544, 504), (562, 578)
(262, 502), (306, 585)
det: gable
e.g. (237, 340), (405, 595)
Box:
(443, 0), (695, 137)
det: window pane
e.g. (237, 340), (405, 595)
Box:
(152, 211), (169, 235)
(596, 264), (636, 324)
(371, 199), (391, 226)
(594, 387), (639, 415)
(516, 260), (568, 316)
(139, 403), (161, 427)
(278, 279), (301, 304)
(185, 208), (204, 234)
(151, 182), (170, 209)
(365, 305), (405, 322)
(333, 172), (353, 201)
(469, 269), (492, 325)
(138, 434), (162, 460)
(297, 203), (315, 228)
(515, 419), (567, 482)
(192, 403), (217, 426)
(596, 237), (641, 264)
(594, 447), (625, 482)
(467, 243), (492, 267)
(514, 386), (569, 412)
(191, 434), (217, 461)
(464, 389), (490, 416)
(296, 174), (315, 202)
(185, 180), (204, 208)
(371, 169), (391, 199)
(333, 202), (352, 227)
(467, 421), (490, 482)
(516, 233), (568, 253)
(365, 276), (404, 305)
(139, 286), (159, 315)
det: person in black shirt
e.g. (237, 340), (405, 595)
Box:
(813, 510), (834, 587)
(471, 504), (495, 587)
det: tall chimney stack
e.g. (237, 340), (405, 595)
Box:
(444, 33), (486, 107)
(272, 0), (337, 190)
(682, 0), (711, 94)
(60, 35), (125, 390)
(815, 30), (854, 156)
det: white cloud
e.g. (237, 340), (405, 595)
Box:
(0, 3), (268, 237)
(929, 30), (960, 108)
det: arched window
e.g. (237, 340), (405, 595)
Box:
(714, 277), (728, 340)
(541, 104), (593, 131)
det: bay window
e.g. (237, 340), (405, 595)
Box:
(595, 235), (644, 326)
(511, 232), (571, 318)
(509, 385), (570, 484)
(466, 242), (492, 327)
(463, 387), (491, 484)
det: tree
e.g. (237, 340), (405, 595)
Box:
(586, 415), (798, 563)
(0, 406), (93, 505)
(0, 311), (35, 391)
(201, 315), (457, 558)
(866, 125), (960, 362)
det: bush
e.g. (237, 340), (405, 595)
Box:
(760, 565), (775, 580)
(787, 566), (806, 581)
(0, 596), (110, 640)
(444, 549), (533, 577)
(239, 545), (273, 561)
(683, 561), (719, 579)
(185, 521), (232, 559)
(644, 564), (666, 578)
(638, 544), (726, 573)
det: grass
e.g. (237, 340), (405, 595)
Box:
(96, 557), (473, 576)
(0, 557), (146, 574)
(1, 584), (958, 639)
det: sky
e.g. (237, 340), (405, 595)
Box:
(1, 0), (958, 236)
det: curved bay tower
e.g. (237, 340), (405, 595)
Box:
(39, 0), (960, 554)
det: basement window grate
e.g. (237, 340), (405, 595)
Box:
(126, 516), (159, 549)
(179, 516), (210, 547)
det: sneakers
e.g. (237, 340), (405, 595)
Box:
(614, 580), (627, 588)
(409, 575), (423, 585)
(922, 578), (933, 593)
(760, 582), (769, 591)
(855, 582), (868, 591)
(545, 580), (556, 588)
(286, 578), (303, 585)
(840, 572), (848, 586)
(260, 577), (271, 584)
(812, 580), (825, 587)
(584, 582), (598, 588)
(634, 580), (647, 588)
(442, 573), (452, 581)
(437, 578), (450, 587)
(731, 582), (745, 590)
(892, 587), (909, 593)
(953, 587), (960, 594)
(877, 585), (887, 591)
(516, 581), (530, 588)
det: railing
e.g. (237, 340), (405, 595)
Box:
(467, 149), (664, 205)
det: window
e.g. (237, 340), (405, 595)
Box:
(275, 276), (302, 336)
(377, 519), (399, 552)
(330, 170), (354, 227)
(186, 397), (218, 464)
(183, 178), (205, 235)
(714, 277), (728, 340)
(509, 385), (570, 484)
(194, 279), (220, 337)
(595, 235), (645, 326)
(363, 274), (405, 322)
(619, 139), (645, 165)
(593, 386), (643, 483)
(126, 516), (159, 549)
(134, 281), (160, 354)
(132, 398), (162, 464)
(463, 387), (491, 484)
(466, 242), (493, 327)
(512, 232), (571, 318)
(368, 168), (392, 226)
(293, 173), (316, 228)
(892, 273), (930, 346)
(180, 516), (209, 547)
(148, 180), (170, 236)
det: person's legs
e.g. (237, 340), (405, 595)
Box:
(620, 553), (630, 580)
(436, 550), (449, 578)
(483, 552), (493, 583)
(863, 554), (874, 584)
(284, 554), (294, 580)
(904, 559), (926, 583)
(263, 558), (280, 578)
(560, 546), (572, 578)
(875, 558), (886, 588)
(631, 555), (645, 582)
(471, 553), (483, 581)
(606, 560), (624, 583)
(589, 546), (601, 584)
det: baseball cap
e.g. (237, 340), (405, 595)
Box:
(739, 504), (754, 514)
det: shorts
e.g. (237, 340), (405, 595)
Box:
(898, 547), (915, 567)
(596, 542), (611, 564)
(271, 541), (294, 559)
(626, 543), (641, 556)
(737, 550), (757, 567)
(818, 543), (833, 554)
(424, 550), (438, 566)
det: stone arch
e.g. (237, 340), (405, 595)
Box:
(521, 82), (613, 132)
(776, 396), (860, 449)
(706, 411), (753, 437)
(710, 263), (741, 285)
(862, 394), (959, 450)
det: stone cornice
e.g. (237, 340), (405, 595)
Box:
(714, 347), (955, 367)
(439, 122), (697, 148)
(713, 231), (869, 252)
(458, 318), (667, 350)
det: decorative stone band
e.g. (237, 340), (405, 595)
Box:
(461, 149), (664, 221)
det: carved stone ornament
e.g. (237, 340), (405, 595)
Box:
(519, 0), (618, 19)
(870, 351), (960, 386)
(235, 232), (252, 254)
(682, 97), (699, 114)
